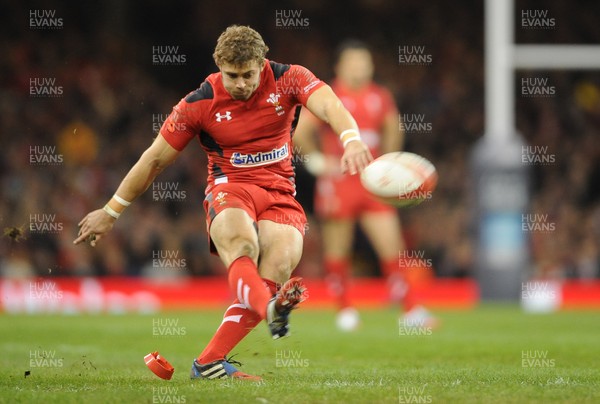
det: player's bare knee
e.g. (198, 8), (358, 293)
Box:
(261, 260), (294, 285)
(229, 236), (259, 262)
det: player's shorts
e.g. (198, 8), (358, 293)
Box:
(204, 182), (307, 254)
(314, 174), (395, 220)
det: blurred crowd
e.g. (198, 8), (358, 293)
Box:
(1, 0), (598, 280)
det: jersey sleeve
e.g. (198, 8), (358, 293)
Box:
(284, 65), (327, 106)
(159, 96), (201, 151)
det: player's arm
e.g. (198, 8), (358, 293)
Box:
(381, 110), (402, 154)
(293, 109), (331, 176)
(73, 134), (180, 246)
(293, 108), (319, 154)
(305, 85), (372, 175)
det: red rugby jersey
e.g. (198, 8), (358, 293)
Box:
(160, 60), (326, 195)
(320, 79), (397, 158)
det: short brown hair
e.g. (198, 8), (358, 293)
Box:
(213, 25), (269, 67)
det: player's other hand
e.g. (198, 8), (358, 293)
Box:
(341, 140), (373, 175)
(73, 209), (116, 247)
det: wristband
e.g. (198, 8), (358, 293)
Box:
(342, 135), (362, 148)
(103, 204), (121, 219)
(339, 129), (362, 148)
(339, 129), (360, 140)
(113, 194), (131, 207)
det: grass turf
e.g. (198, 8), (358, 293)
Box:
(0, 305), (599, 403)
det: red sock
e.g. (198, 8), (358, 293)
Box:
(325, 258), (351, 309)
(228, 256), (272, 320)
(382, 258), (416, 311)
(198, 278), (278, 364)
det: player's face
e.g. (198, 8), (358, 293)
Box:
(220, 61), (264, 101)
(335, 48), (374, 89)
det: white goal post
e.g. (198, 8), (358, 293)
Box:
(476, 0), (600, 300)
(486, 0), (600, 141)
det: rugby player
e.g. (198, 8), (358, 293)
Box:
(74, 25), (372, 380)
(294, 40), (437, 331)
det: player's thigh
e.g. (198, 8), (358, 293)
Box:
(321, 219), (355, 259)
(210, 207), (259, 267)
(257, 220), (304, 284)
(359, 211), (402, 260)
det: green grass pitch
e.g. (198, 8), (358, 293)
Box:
(1, 305), (599, 403)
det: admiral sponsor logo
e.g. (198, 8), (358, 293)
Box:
(230, 144), (289, 167)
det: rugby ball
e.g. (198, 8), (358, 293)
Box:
(360, 152), (437, 207)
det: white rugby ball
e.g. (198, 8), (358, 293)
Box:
(360, 152), (438, 207)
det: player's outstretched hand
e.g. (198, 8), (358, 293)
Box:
(341, 140), (373, 175)
(73, 209), (116, 247)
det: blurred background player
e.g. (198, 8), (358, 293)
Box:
(294, 40), (437, 331)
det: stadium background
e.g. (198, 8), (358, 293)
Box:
(1, 1), (598, 295)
